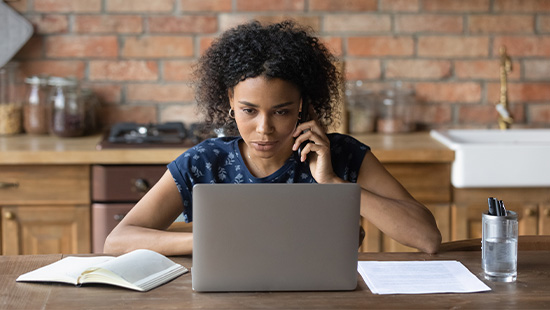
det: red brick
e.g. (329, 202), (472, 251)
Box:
(415, 82), (481, 103)
(45, 36), (118, 58)
(219, 15), (321, 32)
(122, 36), (194, 58)
(488, 82), (550, 102)
(74, 15), (143, 34)
(468, 15), (534, 34)
(523, 60), (550, 80)
(348, 36), (414, 56)
(27, 15), (69, 34)
(89, 61), (159, 81)
(323, 14), (391, 33)
(395, 15), (463, 34)
(309, 0), (377, 11)
(386, 60), (451, 79)
(18, 60), (86, 79)
(343, 59), (381, 80)
(160, 104), (203, 124)
(106, 0), (174, 12)
(458, 103), (524, 125)
(13, 36), (43, 60)
(148, 15), (217, 34)
(454, 60), (521, 80)
(320, 36), (343, 56)
(414, 103), (452, 125)
(494, 36), (550, 57)
(540, 16), (550, 33)
(237, 0), (305, 11)
(126, 83), (195, 102)
(80, 84), (123, 104)
(457, 104), (500, 124)
(423, 0), (489, 12)
(7, 0), (28, 12)
(418, 36), (489, 58)
(199, 36), (217, 55)
(529, 104), (550, 123)
(98, 105), (157, 127)
(380, 0), (419, 12)
(163, 60), (195, 81)
(494, 0), (550, 12)
(180, 0), (232, 12)
(34, 0), (101, 13)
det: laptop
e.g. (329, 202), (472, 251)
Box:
(191, 183), (361, 292)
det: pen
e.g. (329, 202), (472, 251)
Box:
(499, 200), (506, 216)
(488, 197), (497, 216)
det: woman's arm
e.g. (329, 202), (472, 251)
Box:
(355, 152), (442, 254)
(103, 170), (193, 255)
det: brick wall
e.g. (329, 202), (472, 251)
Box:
(8, 0), (550, 130)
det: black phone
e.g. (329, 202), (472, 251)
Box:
(297, 101), (310, 158)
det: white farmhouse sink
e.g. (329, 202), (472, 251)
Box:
(430, 129), (550, 188)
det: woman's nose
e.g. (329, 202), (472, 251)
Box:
(256, 114), (274, 134)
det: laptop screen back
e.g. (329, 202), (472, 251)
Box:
(191, 183), (361, 292)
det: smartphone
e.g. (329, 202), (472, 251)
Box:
(297, 101), (310, 158)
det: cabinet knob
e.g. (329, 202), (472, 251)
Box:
(0, 181), (19, 189)
(4, 211), (15, 220)
(134, 178), (150, 193)
(544, 208), (550, 217)
(524, 208), (537, 217)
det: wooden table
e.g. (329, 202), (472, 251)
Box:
(2, 251), (549, 309)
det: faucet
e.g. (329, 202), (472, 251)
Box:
(496, 46), (513, 130)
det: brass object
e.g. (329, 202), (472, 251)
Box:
(496, 46), (513, 130)
(0, 181), (18, 189)
(4, 211), (15, 220)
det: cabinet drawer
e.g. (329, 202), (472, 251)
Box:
(92, 165), (166, 201)
(0, 165), (90, 205)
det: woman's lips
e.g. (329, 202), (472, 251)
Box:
(251, 141), (277, 152)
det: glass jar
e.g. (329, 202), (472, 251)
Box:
(23, 75), (50, 134)
(376, 82), (416, 134)
(48, 77), (86, 137)
(0, 62), (22, 135)
(80, 88), (99, 135)
(345, 80), (376, 134)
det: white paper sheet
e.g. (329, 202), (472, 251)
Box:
(358, 261), (491, 294)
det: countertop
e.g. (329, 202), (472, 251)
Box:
(0, 132), (453, 165)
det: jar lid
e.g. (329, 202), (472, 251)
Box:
(48, 76), (78, 87)
(25, 75), (49, 85)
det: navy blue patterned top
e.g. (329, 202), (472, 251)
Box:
(167, 133), (370, 222)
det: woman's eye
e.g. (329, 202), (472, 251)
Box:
(242, 108), (255, 114)
(275, 109), (289, 116)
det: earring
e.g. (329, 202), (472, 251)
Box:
(228, 108), (235, 119)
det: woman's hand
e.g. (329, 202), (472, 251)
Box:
(292, 118), (342, 184)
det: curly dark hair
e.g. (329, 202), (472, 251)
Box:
(194, 20), (342, 131)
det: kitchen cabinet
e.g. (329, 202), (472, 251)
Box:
(0, 165), (91, 255)
(452, 188), (550, 240)
(360, 162), (452, 252)
(1, 133), (454, 254)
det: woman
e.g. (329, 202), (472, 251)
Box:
(104, 20), (441, 255)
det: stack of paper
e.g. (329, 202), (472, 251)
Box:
(358, 261), (491, 295)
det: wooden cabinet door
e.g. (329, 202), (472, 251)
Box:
(538, 203), (550, 235)
(2, 205), (90, 255)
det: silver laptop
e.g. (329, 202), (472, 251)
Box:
(191, 183), (361, 292)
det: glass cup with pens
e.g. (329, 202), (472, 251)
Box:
(482, 197), (518, 282)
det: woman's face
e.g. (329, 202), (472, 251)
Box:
(229, 76), (301, 161)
